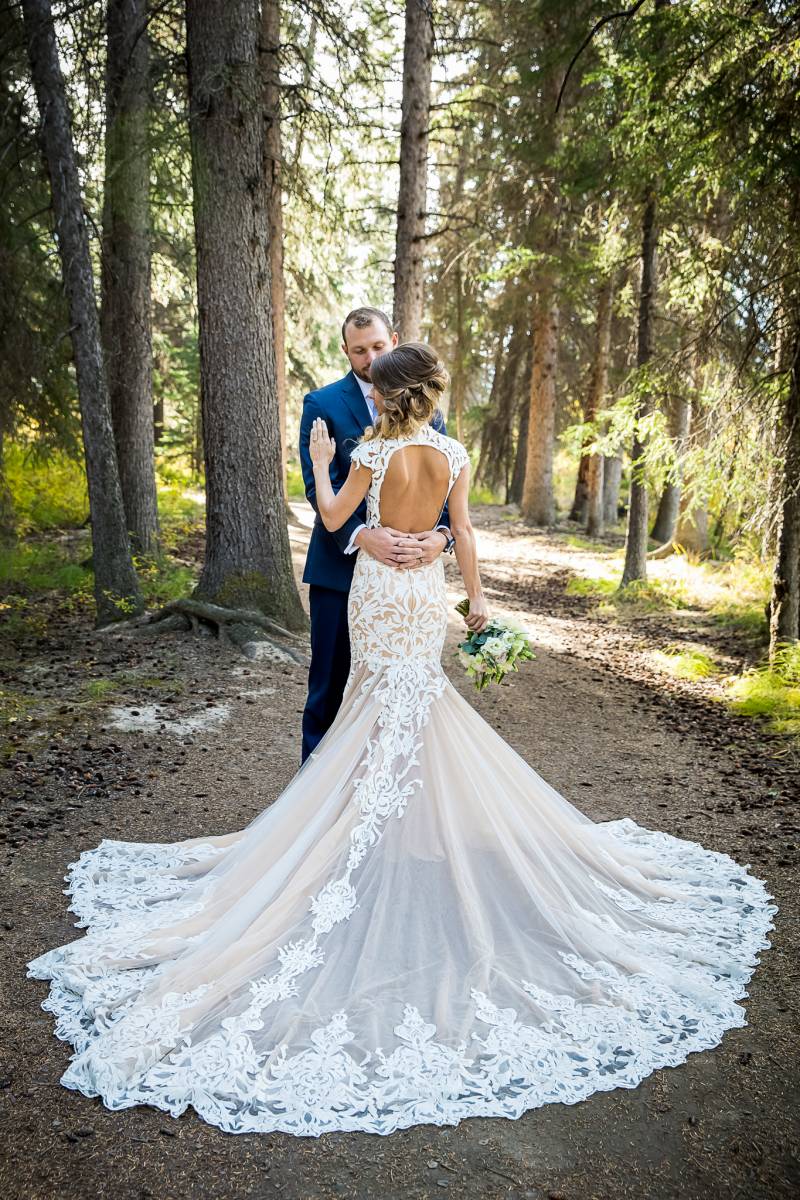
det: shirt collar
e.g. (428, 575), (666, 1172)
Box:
(353, 372), (373, 400)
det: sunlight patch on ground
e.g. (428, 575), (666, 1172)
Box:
(107, 703), (230, 735)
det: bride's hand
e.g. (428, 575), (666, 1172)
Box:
(465, 596), (489, 633)
(310, 418), (336, 466)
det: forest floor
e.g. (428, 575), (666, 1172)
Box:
(1, 503), (798, 1200)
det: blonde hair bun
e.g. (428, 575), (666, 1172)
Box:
(365, 342), (449, 441)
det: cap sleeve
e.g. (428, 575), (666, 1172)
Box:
(452, 441), (469, 479)
(349, 440), (374, 470)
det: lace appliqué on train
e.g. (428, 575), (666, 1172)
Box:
(30, 658), (449, 1116)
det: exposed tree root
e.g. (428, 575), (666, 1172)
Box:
(96, 598), (309, 664)
(648, 539), (715, 561)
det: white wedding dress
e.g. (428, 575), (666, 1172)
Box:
(28, 425), (777, 1137)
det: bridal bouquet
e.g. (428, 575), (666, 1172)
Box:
(455, 599), (535, 692)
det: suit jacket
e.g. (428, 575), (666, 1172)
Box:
(300, 369), (450, 593)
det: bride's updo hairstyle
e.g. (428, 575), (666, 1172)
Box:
(364, 342), (449, 441)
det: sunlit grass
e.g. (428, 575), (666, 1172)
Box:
(3, 442), (88, 532)
(563, 543), (769, 638)
(564, 533), (613, 552)
(660, 554), (770, 640)
(726, 643), (800, 736)
(652, 646), (721, 680)
(157, 482), (205, 526)
(566, 573), (689, 610)
(565, 575), (618, 598)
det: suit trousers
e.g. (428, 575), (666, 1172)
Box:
(300, 585), (352, 764)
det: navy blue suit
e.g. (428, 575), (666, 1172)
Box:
(299, 369), (449, 761)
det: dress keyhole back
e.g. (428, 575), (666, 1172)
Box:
(376, 444), (453, 534)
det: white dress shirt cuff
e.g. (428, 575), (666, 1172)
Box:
(344, 523), (366, 554)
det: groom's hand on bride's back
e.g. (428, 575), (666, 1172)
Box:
(355, 527), (447, 569)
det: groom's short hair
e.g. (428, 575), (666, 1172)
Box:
(342, 306), (394, 343)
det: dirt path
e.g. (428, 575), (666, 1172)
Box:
(1, 507), (798, 1200)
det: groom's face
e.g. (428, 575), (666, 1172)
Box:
(342, 319), (398, 383)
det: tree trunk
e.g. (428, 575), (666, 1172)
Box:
(260, 0), (288, 504)
(569, 454), (590, 524)
(602, 455), (622, 525)
(586, 274), (614, 537)
(675, 492), (709, 556)
(651, 390), (691, 544)
(509, 331), (534, 505)
(621, 187), (658, 585)
(478, 313), (527, 496)
(101, 0), (159, 557)
(451, 261), (466, 441)
(475, 330), (505, 488)
(186, 0), (305, 630)
(22, 0), (142, 624)
(521, 61), (562, 527)
(769, 314), (800, 654)
(393, 0), (433, 342)
(0, 432), (15, 541)
(521, 286), (559, 525)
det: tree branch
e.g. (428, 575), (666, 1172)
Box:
(556, 0), (651, 113)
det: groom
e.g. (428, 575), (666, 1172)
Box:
(298, 306), (453, 762)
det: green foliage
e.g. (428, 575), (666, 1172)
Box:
(82, 678), (116, 699)
(287, 464), (306, 501)
(3, 441), (89, 532)
(469, 482), (499, 506)
(0, 448), (203, 635)
(0, 541), (93, 594)
(134, 553), (196, 607)
(653, 647), (721, 680)
(565, 575), (618, 599)
(566, 572), (688, 611)
(727, 645), (800, 736)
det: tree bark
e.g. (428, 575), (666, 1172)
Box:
(22, 0), (142, 624)
(186, 0), (305, 630)
(521, 61), (562, 527)
(569, 454), (590, 524)
(451, 260), (466, 442)
(769, 313), (800, 653)
(0, 431), (15, 541)
(675, 490), (709, 556)
(393, 0), (433, 342)
(621, 187), (658, 585)
(101, 0), (159, 558)
(521, 284), (559, 525)
(651, 390), (691, 544)
(602, 454), (622, 525)
(476, 330), (505, 488)
(509, 331), (534, 506)
(260, 0), (288, 504)
(478, 313), (528, 497)
(586, 274), (615, 537)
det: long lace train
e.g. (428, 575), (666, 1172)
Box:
(27, 425), (778, 1136)
(27, 655), (777, 1136)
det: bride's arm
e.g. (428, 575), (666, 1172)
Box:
(310, 418), (372, 531)
(447, 465), (489, 633)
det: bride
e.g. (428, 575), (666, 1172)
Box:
(28, 342), (777, 1138)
